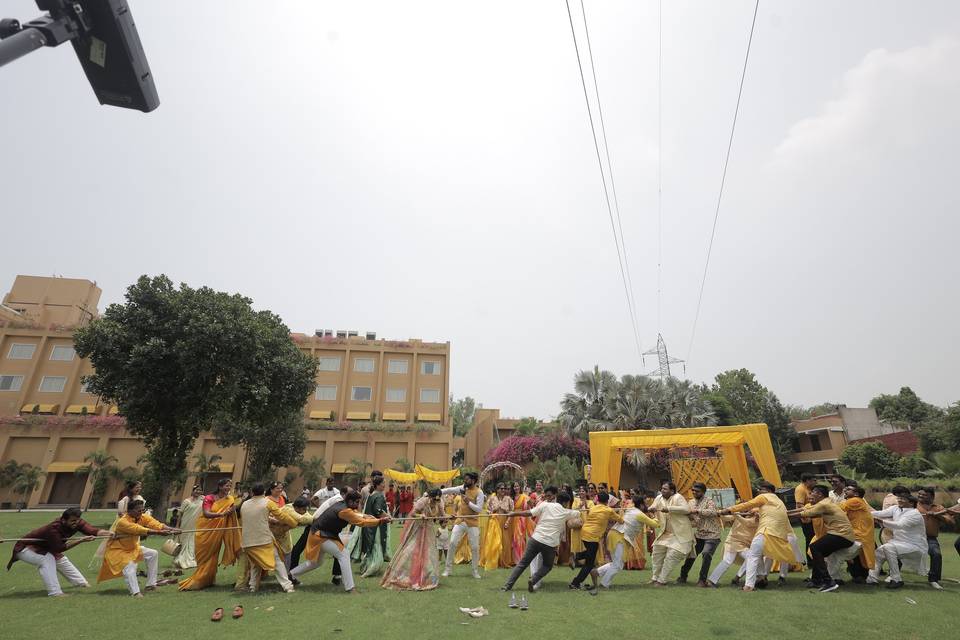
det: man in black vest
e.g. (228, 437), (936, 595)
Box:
(290, 490), (389, 592)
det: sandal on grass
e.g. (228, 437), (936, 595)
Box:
(232, 605), (244, 619)
(211, 608), (224, 622)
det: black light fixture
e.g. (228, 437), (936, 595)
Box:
(0, 0), (158, 112)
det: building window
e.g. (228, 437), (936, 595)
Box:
(420, 388), (440, 403)
(49, 345), (76, 361)
(792, 438), (802, 453)
(809, 434), (822, 451)
(7, 343), (36, 360)
(351, 386), (372, 401)
(354, 357), (375, 373)
(39, 376), (67, 393)
(315, 385), (337, 401)
(79, 380), (92, 394)
(318, 356), (341, 372)
(386, 388), (406, 403)
(0, 375), (24, 392)
(421, 360), (441, 375)
(387, 359), (408, 374)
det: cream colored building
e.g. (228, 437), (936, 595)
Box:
(0, 275), (455, 509)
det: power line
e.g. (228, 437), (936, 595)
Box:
(579, 0), (640, 324)
(564, 0), (643, 360)
(657, 0), (663, 335)
(686, 0), (760, 363)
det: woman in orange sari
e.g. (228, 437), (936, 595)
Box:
(510, 482), (534, 564)
(178, 478), (241, 590)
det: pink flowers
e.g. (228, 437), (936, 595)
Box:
(483, 432), (590, 467)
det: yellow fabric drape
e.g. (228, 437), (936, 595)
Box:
(415, 464), (460, 484)
(384, 468), (420, 484)
(669, 458), (730, 497)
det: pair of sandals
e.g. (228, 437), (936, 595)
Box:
(210, 606), (243, 622)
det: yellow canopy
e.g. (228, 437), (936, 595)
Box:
(415, 464), (460, 484)
(589, 423), (782, 501)
(383, 465), (462, 485)
(384, 468), (419, 483)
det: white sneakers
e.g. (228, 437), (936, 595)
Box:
(929, 581), (943, 590)
(458, 607), (489, 618)
(473, 571), (482, 579)
(441, 569), (450, 577)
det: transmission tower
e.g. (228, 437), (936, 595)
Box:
(642, 333), (685, 378)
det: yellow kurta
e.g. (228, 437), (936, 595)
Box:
(840, 497), (876, 569)
(270, 505), (313, 555)
(98, 513), (164, 582)
(728, 493), (797, 564)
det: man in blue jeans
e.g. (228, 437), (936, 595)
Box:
(678, 482), (722, 587)
(917, 487), (954, 590)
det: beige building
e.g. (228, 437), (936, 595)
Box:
(788, 406), (910, 475)
(0, 275), (455, 509)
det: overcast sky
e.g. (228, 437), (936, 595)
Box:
(2, 1), (958, 419)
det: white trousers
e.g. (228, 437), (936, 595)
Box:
(826, 541), (862, 580)
(291, 540), (355, 591)
(16, 549), (88, 596)
(121, 547), (158, 595)
(745, 534), (802, 588)
(445, 523), (480, 574)
(650, 544), (687, 583)
(249, 548), (294, 592)
(596, 542), (626, 587)
(869, 544), (924, 583)
(707, 549), (750, 585)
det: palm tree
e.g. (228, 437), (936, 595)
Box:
(12, 464), (44, 511)
(394, 457), (414, 472)
(297, 456), (326, 492)
(76, 449), (119, 510)
(190, 452), (222, 489)
(346, 458), (372, 487)
(559, 366), (620, 437)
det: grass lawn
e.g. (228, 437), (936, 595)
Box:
(0, 511), (957, 640)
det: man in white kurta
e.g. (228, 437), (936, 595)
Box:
(867, 494), (928, 588)
(648, 482), (694, 585)
(596, 500), (659, 588)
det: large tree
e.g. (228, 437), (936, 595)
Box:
(449, 396), (477, 437)
(711, 368), (797, 461)
(74, 274), (315, 518)
(869, 386), (944, 428)
(838, 442), (901, 479)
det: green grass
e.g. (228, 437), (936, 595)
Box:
(1, 511), (957, 640)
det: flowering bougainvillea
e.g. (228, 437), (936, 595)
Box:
(483, 431), (590, 467)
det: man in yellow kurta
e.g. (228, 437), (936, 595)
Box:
(792, 484), (856, 592)
(648, 481), (695, 586)
(270, 496), (314, 572)
(839, 484), (876, 582)
(440, 472), (485, 579)
(722, 481), (804, 592)
(98, 500), (179, 597)
(240, 483), (294, 593)
(706, 511), (759, 587)
(570, 491), (623, 593)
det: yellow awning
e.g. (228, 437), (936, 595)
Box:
(346, 411), (371, 421)
(384, 468), (419, 483)
(21, 404), (59, 414)
(47, 461), (84, 473)
(331, 463), (350, 474)
(65, 404), (99, 415)
(108, 406), (120, 415)
(213, 463), (235, 473)
(382, 412), (407, 421)
(415, 464), (460, 484)
(417, 412), (442, 422)
(309, 410), (332, 420)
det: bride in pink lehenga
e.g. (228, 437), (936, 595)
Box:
(381, 488), (446, 591)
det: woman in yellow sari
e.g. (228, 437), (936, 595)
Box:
(480, 484), (512, 570)
(178, 478), (241, 590)
(510, 482), (535, 564)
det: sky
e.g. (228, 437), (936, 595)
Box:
(2, 1), (959, 419)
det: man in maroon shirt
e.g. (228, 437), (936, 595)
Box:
(6, 506), (112, 596)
